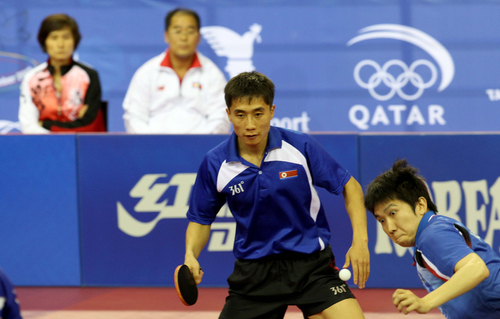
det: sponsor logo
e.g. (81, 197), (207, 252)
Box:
(347, 24), (454, 130)
(201, 24), (312, 132)
(229, 181), (244, 196)
(208, 204), (236, 252)
(201, 23), (262, 78)
(376, 177), (500, 257)
(271, 112), (311, 133)
(117, 173), (196, 237)
(279, 170), (297, 179)
(0, 51), (38, 133)
(0, 51), (38, 92)
(330, 284), (348, 295)
(117, 173), (236, 252)
(353, 59), (438, 101)
(0, 120), (21, 133)
(486, 89), (500, 101)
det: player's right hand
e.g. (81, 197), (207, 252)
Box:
(344, 241), (370, 289)
(184, 255), (204, 285)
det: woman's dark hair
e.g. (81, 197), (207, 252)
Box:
(37, 14), (81, 53)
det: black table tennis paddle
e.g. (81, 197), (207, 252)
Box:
(174, 264), (198, 306)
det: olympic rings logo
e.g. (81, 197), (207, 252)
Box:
(353, 59), (437, 101)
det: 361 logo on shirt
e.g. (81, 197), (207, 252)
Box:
(229, 181), (244, 195)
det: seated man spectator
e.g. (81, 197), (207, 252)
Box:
(122, 8), (230, 134)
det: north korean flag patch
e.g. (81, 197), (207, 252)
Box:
(279, 169), (298, 179)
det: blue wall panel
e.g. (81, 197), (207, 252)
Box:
(1, 133), (500, 288)
(0, 135), (81, 285)
(77, 134), (232, 286)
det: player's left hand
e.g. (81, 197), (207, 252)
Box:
(344, 241), (370, 289)
(392, 289), (432, 314)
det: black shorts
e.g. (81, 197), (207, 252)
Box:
(219, 246), (356, 319)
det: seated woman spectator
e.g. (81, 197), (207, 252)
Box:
(19, 14), (105, 133)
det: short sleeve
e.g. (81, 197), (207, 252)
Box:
(304, 135), (351, 195)
(419, 223), (474, 278)
(186, 155), (226, 225)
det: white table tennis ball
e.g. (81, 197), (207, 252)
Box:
(339, 268), (351, 281)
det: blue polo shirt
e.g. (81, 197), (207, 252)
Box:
(414, 212), (500, 319)
(187, 126), (351, 259)
(0, 268), (22, 319)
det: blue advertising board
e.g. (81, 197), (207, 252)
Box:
(313, 134), (360, 263)
(1, 1), (500, 133)
(2, 132), (500, 288)
(359, 133), (500, 288)
(77, 134), (232, 286)
(0, 135), (81, 285)
(77, 134), (359, 286)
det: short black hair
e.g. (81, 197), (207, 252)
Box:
(38, 14), (81, 53)
(224, 71), (275, 109)
(165, 8), (200, 31)
(364, 159), (438, 214)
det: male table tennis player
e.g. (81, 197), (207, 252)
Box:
(184, 71), (369, 318)
(364, 159), (500, 318)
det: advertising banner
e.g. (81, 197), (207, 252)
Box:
(3, 132), (500, 288)
(78, 134), (231, 286)
(1, 1), (499, 133)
